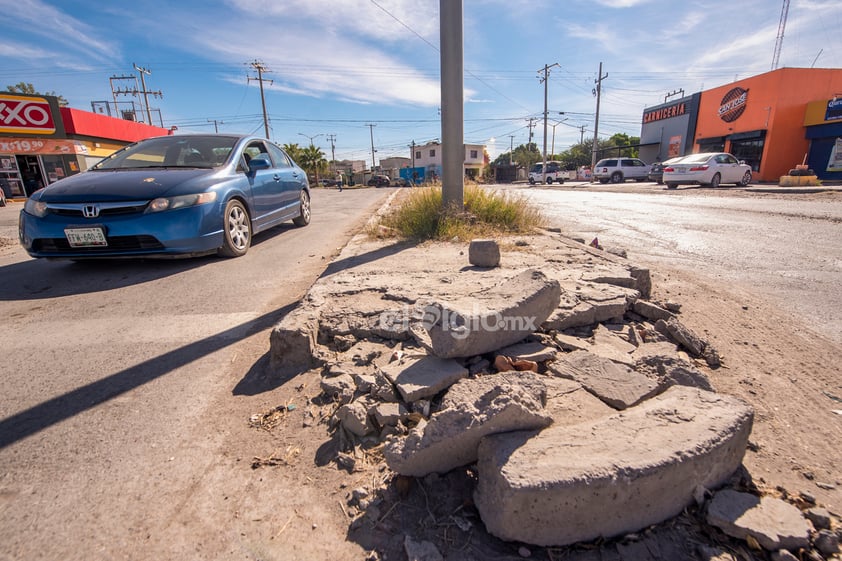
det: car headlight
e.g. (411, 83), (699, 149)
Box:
(147, 191), (217, 213)
(23, 198), (48, 217)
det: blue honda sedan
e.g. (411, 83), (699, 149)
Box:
(19, 134), (311, 259)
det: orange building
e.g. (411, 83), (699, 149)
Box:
(692, 68), (842, 181)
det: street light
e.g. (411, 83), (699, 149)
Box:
(297, 132), (324, 147)
(549, 114), (568, 158)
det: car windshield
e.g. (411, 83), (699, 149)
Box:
(91, 135), (240, 170)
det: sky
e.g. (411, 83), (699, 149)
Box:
(1, 0), (840, 164)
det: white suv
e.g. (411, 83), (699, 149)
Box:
(593, 157), (651, 184)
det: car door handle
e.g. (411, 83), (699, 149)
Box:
(273, 174), (282, 182)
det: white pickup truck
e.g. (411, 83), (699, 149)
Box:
(528, 161), (576, 184)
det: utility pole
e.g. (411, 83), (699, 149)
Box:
(248, 60), (272, 139)
(439, 0), (464, 209)
(112, 67), (162, 125)
(591, 62), (608, 170)
(579, 125), (586, 144)
(326, 134), (337, 173)
(133, 64), (160, 126)
(526, 118), (537, 145)
(207, 119), (223, 133)
(366, 123), (377, 172)
(509, 135), (514, 165)
(538, 63), (559, 183)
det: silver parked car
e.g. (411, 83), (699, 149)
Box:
(662, 152), (752, 189)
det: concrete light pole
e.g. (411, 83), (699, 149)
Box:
(440, 0), (464, 209)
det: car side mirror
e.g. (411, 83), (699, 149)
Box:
(248, 158), (271, 172)
(738, 160), (746, 165)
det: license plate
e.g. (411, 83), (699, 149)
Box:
(65, 227), (107, 247)
(676, 167), (687, 173)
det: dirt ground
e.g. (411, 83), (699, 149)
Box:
(226, 226), (840, 561)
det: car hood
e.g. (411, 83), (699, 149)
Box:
(33, 168), (220, 203)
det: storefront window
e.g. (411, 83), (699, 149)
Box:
(730, 139), (764, 172)
(698, 139), (725, 152)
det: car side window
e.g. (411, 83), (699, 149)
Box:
(267, 144), (292, 168)
(725, 154), (737, 164)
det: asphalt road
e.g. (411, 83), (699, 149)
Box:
(508, 181), (842, 344)
(0, 187), (391, 560)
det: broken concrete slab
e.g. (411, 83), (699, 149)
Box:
(269, 308), (321, 373)
(542, 376), (615, 427)
(383, 373), (552, 477)
(549, 350), (659, 410)
(635, 353), (714, 393)
(336, 399), (375, 436)
(469, 239), (501, 268)
(474, 386), (754, 546)
(590, 324), (637, 366)
(495, 341), (558, 363)
(411, 269), (561, 359)
(379, 354), (468, 402)
(706, 489), (812, 551)
(634, 300), (675, 322)
(373, 402), (409, 427)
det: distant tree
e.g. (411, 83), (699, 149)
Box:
(492, 142), (541, 169)
(282, 143), (304, 165)
(298, 144), (327, 184)
(4, 82), (69, 106)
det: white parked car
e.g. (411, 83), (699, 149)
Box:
(662, 152), (752, 189)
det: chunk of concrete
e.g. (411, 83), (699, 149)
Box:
(269, 310), (321, 372)
(383, 373), (552, 476)
(474, 385), (754, 546)
(336, 399), (374, 436)
(496, 341), (558, 363)
(549, 350), (659, 410)
(411, 269), (561, 359)
(379, 354), (468, 402)
(635, 354), (714, 392)
(373, 402), (408, 427)
(469, 239), (501, 268)
(590, 324), (637, 366)
(706, 490), (812, 551)
(633, 300), (675, 322)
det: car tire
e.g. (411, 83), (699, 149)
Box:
(709, 173), (721, 188)
(739, 171), (752, 187)
(218, 199), (251, 258)
(610, 172), (622, 183)
(546, 177), (553, 184)
(666, 183), (678, 190)
(292, 190), (311, 227)
(557, 178), (565, 184)
(528, 178), (535, 185)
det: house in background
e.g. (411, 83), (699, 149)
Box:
(412, 140), (486, 180)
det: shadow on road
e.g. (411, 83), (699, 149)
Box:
(0, 303), (296, 449)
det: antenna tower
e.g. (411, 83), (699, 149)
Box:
(771, 0), (790, 70)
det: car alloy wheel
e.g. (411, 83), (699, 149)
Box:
(219, 199), (251, 257)
(611, 172), (622, 183)
(739, 171), (751, 186)
(709, 173), (721, 188)
(293, 190), (311, 227)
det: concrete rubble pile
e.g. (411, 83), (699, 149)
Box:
(269, 232), (841, 556)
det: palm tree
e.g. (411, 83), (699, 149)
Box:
(298, 144), (327, 184)
(283, 143), (304, 165)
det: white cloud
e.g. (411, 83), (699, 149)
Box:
(0, 0), (118, 63)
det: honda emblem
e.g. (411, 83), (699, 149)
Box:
(82, 205), (100, 218)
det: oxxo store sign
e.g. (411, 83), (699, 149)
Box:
(0, 94), (58, 135)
